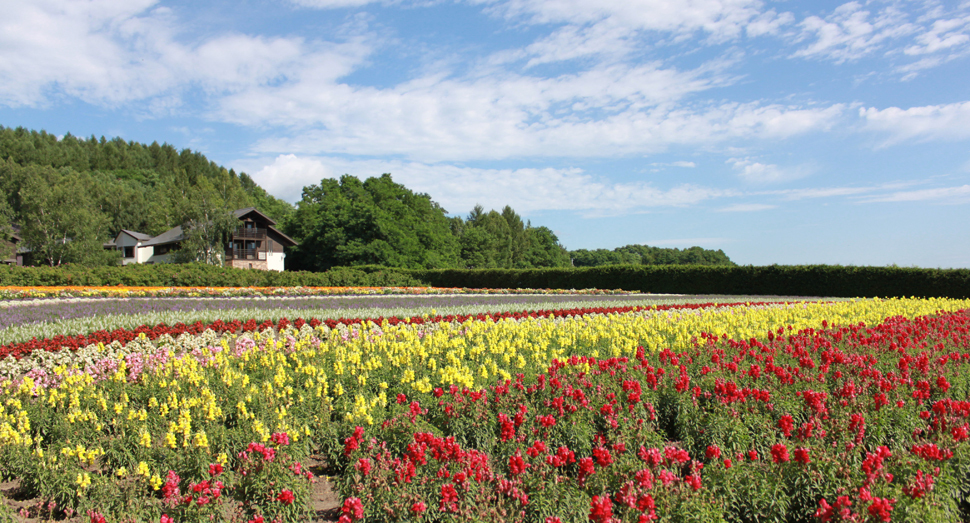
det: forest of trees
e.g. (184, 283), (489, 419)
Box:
(0, 126), (292, 266)
(569, 244), (736, 267)
(0, 126), (734, 270)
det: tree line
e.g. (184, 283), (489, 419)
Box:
(0, 126), (292, 266)
(0, 126), (734, 270)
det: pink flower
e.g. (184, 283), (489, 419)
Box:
(271, 432), (290, 446)
(161, 516), (174, 523)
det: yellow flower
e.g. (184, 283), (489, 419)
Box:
(116, 467), (128, 478)
(150, 474), (163, 490)
(136, 461), (150, 477)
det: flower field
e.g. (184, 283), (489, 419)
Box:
(0, 294), (968, 522)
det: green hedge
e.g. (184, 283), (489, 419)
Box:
(0, 263), (424, 288)
(2, 264), (967, 298)
(401, 265), (970, 298)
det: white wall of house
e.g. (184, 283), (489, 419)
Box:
(267, 252), (285, 272)
(115, 234), (154, 265)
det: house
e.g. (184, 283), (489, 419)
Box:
(115, 207), (298, 271)
(1, 225), (25, 266)
(104, 230), (154, 265)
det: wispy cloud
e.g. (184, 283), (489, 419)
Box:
(861, 101), (970, 144)
(245, 154), (738, 216)
(858, 184), (970, 203)
(717, 203), (777, 212)
(728, 157), (812, 184)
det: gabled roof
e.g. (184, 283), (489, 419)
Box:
(142, 225), (184, 247)
(266, 226), (299, 247)
(119, 229), (153, 242)
(233, 207), (277, 225)
(140, 208), (295, 248)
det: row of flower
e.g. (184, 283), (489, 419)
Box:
(0, 297), (966, 522)
(335, 309), (970, 522)
(0, 286), (632, 300)
(0, 301), (766, 364)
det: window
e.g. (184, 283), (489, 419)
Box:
(123, 246), (135, 258)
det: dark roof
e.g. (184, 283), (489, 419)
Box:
(233, 207), (277, 226)
(119, 229), (153, 242)
(267, 226), (299, 247)
(143, 208), (293, 247)
(142, 226), (185, 247)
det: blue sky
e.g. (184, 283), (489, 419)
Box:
(2, 0), (969, 267)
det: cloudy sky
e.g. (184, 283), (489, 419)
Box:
(2, 0), (969, 267)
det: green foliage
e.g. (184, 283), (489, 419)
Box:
(0, 262), (424, 287)
(286, 174), (461, 271)
(0, 126), (295, 266)
(452, 205), (570, 269)
(4, 162), (119, 267)
(401, 264), (970, 298)
(571, 244), (736, 267)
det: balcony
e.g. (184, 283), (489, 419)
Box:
(226, 248), (266, 260)
(233, 227), (266, 239)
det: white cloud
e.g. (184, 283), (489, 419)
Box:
(246, 154), (737, 215)
(728, 157), (811, 184)
(861, 101), (970, 144)
(859, 185), (970, 203)
(792, 1), (916, 63)
(0, 0), (373, 109)
(717, 203), (776, 212)
(904, 15), (970, 55)
(290, 0), (386, 7)
(771, 186), (874, 201)
(237, 78), (844, 161)
(478, 0), (776, 42)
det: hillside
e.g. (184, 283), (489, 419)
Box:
(0, 126), (735, 270)
(0, 126), (292, 266)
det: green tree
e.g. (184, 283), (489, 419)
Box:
(172, 178), (238, 265)
(522, 226), (571, 267)
(286, 174), (459, 271)
(16, 165), (118, 266)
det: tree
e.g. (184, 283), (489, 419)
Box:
(522, 226), (570, 268)
(172, 178), (238, 265)
(285, 174), (460, 271)
(16, 165), (118, 266)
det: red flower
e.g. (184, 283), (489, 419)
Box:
(508, 452), (529, 475)
(355, 458), (372, 476)
(411, 501), (427, 513)
(589, 495), (613, 523)
(794, 447), (810, 464)
(771, 443), (789, 463)
(341, 497), (364, 520)
(208, 463), (223, 476)
(705, 445), (721, 460)
(276, 489), (295, 505)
